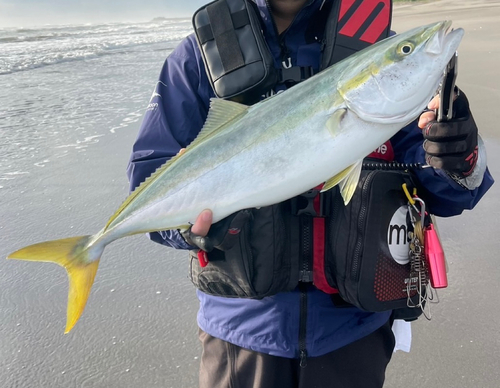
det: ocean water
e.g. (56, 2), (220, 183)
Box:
(0, 19), (193, 189)
(0, 20), (202, 388)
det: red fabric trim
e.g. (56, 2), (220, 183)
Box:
(360, 1), (391, 44)
(366, 140), (394, 161)
(339, 0), (391, 44)
(312, 188), (338, 294)
(339, 1), (379, 38)
(312, 218), (338, 294)
(339, 0), (356, 20)
(198, 250), (209, 268)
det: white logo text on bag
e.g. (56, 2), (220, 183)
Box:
(387, 205), (410, 265)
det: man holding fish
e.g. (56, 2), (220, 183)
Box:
(125, 0), (492, 386)
(7, 0), (494, 387)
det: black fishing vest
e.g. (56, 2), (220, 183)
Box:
(193, 0), (392, 104)
(189, 0), (425, 320)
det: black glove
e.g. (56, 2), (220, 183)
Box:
(422, 90), (479, 178)
(181, 210), (252, 252)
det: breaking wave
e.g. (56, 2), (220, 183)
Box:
(0, 19), (193, 75)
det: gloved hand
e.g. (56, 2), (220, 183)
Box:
(420, 90), (479, 178)
(181, 209), (251, 252)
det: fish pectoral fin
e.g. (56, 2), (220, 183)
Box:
(321, 160), (363, 205)
(326, 108), (347, 137)
(7, 235), (104, 333)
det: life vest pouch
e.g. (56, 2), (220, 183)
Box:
(193, 0), (278, 104)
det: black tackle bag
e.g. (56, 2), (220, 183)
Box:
(326, 168), (426, 319)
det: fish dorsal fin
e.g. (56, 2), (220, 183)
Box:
(189, 98), (249, 148)
(104, 162), (169, 231)
(104, 99), (248, 231)
(321, 160), (363, 205)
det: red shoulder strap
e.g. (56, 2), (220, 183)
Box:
(338, 0), (392, 44)
(322, 0), (393, 68)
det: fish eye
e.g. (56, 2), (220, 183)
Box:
(398, 42), (414, 55)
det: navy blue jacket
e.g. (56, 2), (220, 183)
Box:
(127, 0), (494, 358)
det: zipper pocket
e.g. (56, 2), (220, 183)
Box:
(240, 218), (255, 293)
(350, 170), (377, 280)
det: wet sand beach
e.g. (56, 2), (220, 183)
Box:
(387, 1), (500, 387)
(1, 1), (499, 387)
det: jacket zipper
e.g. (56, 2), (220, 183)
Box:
(265, 0), (291, 64)
(264, 0), (315, 368)
(298, 216), (313, 367)
(265, 0), (313, 65)
(298, 282), (308, 367)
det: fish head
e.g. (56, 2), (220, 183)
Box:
(338, 21), (464, 125)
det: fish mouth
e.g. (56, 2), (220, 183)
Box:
(341, 21), (465, 126)
(425, 21), (464, 55)
(362, 22), (464, 124)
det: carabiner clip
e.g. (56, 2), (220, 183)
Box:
(408, 194), (427, 240)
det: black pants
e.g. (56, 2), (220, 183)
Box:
(199, 319), (395, 388)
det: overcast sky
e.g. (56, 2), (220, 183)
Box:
(0, 0), (209, 27)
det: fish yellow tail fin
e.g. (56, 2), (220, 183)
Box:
(7, 235), (103, 333)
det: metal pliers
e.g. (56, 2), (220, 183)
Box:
(436, 52), (458, 122)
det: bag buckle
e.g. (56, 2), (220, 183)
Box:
(279, 65), (315, 85)
(290, 185), (328, 217)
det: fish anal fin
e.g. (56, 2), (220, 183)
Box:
(322, 160), (363, 205)
(322, 164), (356, 192)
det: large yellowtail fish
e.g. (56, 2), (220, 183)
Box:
(7, 21), (463, 333)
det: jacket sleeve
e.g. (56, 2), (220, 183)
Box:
(126, 34), (214, 249)
(391, 120), (494, 217)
